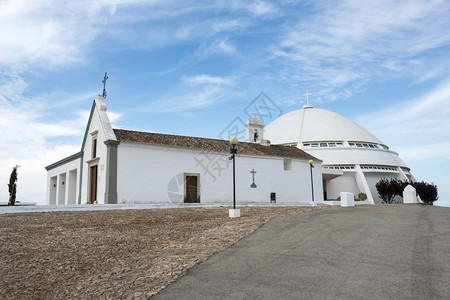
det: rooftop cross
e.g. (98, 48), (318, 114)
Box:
(102, 72), (109, 98)
(303, 89), (312, 105)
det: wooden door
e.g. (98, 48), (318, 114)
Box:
(185, 176), (199, 203)
(89, 165), (98, 204)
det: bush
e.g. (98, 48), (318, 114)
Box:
(376, 178), (439, 205)
(376, 178), (397, 204)
(412, 181), (438, 205)
(357, 192), (367, 201)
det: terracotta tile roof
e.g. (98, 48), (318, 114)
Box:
(113, 129), (317, 160)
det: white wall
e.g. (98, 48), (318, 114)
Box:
(326, 172), (360, 200)
(46, 158), (80, 205)
(80, 108), (109, 204)
(117, 143), (323, 205)
(365, 172), (403, 203)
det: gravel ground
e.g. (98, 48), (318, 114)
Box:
(0, 206), (329, 299)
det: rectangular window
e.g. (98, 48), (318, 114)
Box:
(92, 138), (97, 158)
(283, 159), (292, 171)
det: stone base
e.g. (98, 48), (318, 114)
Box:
(229, 209), (241, 218)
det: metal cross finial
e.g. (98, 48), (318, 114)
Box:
(102, 72), (109, 98)
(303, 89), (312, 105)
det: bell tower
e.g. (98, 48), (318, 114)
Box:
(246, 115), (264, 143)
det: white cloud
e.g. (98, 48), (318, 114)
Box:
(186, 74), (233, 85)
(245, 0), (279, 16)
(150, 87), (227, 113)
(356, 79), (450, 162)
(148, 74), (237, 113)
(273, 0), (450, 100)
(195, 38), (238, 59)
(0, 1), (113, 70)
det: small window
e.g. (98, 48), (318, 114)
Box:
(349, 142), (355, 146)
(328, 143), (336, 147)
(311, 143), (319, 147)
(303, 143), (310, 147)
(283, 159), (292, 171)
(356, 143), (363, 147)
(320, 143), (328, 147)
(92, 138), (97, 158)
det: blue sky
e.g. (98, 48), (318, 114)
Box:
(1, 0), (449, 206)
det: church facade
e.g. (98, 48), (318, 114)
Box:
(45, 96), (324, 206)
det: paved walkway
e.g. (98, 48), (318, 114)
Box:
(153, 205), (450, 299)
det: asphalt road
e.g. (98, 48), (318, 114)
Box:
(152, 205), (450, 299)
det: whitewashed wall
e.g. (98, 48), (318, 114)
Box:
(117, 143), (323, 205)
(80, 104), (110, 204)
(326, 172), (360, 200)
(46, 158), (80, 205)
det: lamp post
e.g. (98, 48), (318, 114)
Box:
(229, 137), (240, 217)
(308, 159), (315, 205)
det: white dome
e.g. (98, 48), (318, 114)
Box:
(264, 105), (384, 145)
(264, 105), (410, 169)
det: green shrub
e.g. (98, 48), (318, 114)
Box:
(357, 192), (367, 201)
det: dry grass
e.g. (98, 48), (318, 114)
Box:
(0, 206), (329, 299)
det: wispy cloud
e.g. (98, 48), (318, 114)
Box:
(195, 38), (238, 59)
(356, 79), (450, 161)
(186, 74), (233, 85)
(273, 0), (450, 101)
(0, 1), (116, 71)
(147, 74), (236, 113)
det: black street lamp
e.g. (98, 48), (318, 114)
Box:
(230, 137), (238, 210)
(308, 159), (315, 204)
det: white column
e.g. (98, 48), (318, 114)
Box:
(354, 165), (374, 204)
(397, 167), (408, 181)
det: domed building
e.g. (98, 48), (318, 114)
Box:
(261, 104), (415, 203)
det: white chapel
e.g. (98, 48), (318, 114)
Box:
(46, 95), (323, 206)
